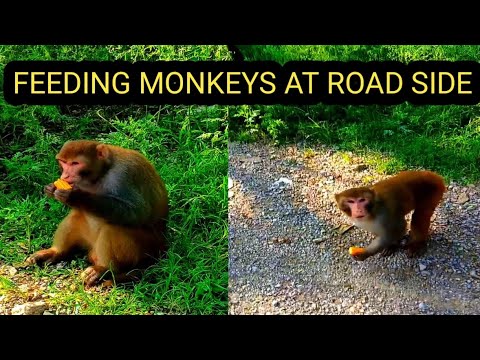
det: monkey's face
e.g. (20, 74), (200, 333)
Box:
(335, 188), (375, 220)
(345, 197), (370, 219)
(56, 155), (90, 186)
(55, 141), (110, 187)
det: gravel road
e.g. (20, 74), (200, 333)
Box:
(228, 141), (480, 315)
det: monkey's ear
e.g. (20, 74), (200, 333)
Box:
(96, 144), (110, 160)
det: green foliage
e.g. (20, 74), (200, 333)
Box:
(0, 45), (231, 63)
(0, 45), (229, 314)
(238, 45), (480, 63)
(231, 45), (480, 183)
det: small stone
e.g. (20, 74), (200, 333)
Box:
(228, 177), (233, 189)
(419, 302), (428, 311)
(18, 284), (29, 293)
(228, 190), (234, 198)
(312, 238), (326, 244)
(272, 300), (280, 307)
(4, 265), (17, 277)
(457, 193), (470, 204)
(12, 301), (47, 315)
(419, 263), (427, 271)
(273, 177), (293, 188)
(43, 310), (55, 315)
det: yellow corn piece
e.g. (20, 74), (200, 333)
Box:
(349, 246), (365, 256)
(54, 179), (72, 190)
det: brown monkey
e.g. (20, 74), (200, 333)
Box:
(26, 140), (169, 287)
(335, 170), (446, 261)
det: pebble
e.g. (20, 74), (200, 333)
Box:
(418, 302), (428, 311)
(3, 266), (17, 277)
(457, 193), (470, 204)
(12, 301), (47, 315)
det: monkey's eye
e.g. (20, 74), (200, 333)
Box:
(358, 198), (366, 203)
(71, 161), (80, 166)
(347, 200), (355, 204)
(79, 169), (92, 177)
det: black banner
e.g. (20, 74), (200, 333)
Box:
(4, 60), (479, 105)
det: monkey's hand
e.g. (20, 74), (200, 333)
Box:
(351, 235), (399, 261)
(349, 247), (369, 261)
(81, 265), (108, 287)
(54, 188), (72, 204)
(44, 183), (56, 198)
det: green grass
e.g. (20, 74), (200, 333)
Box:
(237, 45), (480, 64)
(230, 45), (480, 184)
(0, 45), (230, 314)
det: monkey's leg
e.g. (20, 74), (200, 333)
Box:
(351, 236), (391, 261)
(406, 208), (435, 257)
(81, 225), (143, 287)
(26, 211), (87, 266)
(353, 221), (406, 261)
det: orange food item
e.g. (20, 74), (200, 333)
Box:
(54, 179), (72, 190)
(349, 246), (365, 256)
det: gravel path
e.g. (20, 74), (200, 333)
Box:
(228, 141), (480, 315)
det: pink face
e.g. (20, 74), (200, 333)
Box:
(58, 159), (86, 185)
(346, 197), (369, 219)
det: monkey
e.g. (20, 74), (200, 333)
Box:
(335, 170), (446, 261)
(25, 140), (169, 287)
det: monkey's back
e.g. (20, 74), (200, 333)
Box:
(373, 170), (446, 215)
(109, 145), (169, 221)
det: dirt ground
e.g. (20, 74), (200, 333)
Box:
(228, 142), (480, 315)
